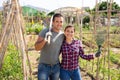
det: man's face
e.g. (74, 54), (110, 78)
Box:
(52, 17), (64, 31)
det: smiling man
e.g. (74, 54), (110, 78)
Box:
(35, 13), (64, 80)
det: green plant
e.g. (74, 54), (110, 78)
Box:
(34, 23), (43, 34)
(110, 51), (120, 65)
(0, 43), (23, 80)
(26, 23), (43, 34)
(110, 26), (120, 34)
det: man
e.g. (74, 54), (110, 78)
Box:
(35, 13), (64, 80)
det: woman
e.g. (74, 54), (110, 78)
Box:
(60, 25), (101, 80)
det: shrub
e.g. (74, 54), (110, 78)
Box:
(26, 23), (43, 34)
(0, 44), (23, 80)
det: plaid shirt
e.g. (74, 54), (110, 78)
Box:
(60, 39), (94, 70)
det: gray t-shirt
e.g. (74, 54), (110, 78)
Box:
(39, 28), (64, 64)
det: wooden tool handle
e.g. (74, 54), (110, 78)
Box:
(47, 35), (51, 44)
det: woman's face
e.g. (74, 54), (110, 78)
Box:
(64, 27), (75, 40)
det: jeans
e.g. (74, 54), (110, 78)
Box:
(60, 67), (82, 80)
(38, 63), (60, 80)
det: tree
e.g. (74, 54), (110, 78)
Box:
(92, 1), (120, 16)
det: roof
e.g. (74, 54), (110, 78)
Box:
(52, 6), (90, 17)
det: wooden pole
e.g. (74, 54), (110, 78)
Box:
(0, 0), (32, 80)
(107, 0), (113, 80)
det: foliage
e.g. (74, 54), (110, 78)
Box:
(83, 16), (90, 24)
(26, 23), (44, 34)
(22, 6), (39, 16)
(110, 51), (120, 65)
(79, 49), (120, 80)
(92, 1), (120, 16)
(38, 12), (46, 19)
(47, 12), (55, 16)
(22, 6), (47, 19)
(110, 26), (120, 34)
(0, 44), (23, 80)
(109, 26), (120, 47)
(83, 23), (90, 30)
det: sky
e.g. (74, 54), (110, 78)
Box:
(0, 0), (120, 11)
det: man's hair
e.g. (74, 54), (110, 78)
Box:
(52, 13), (63, 21)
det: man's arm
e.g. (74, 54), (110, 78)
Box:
(34, 36), (47, 51)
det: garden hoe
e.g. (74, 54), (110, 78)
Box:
(47, 16), (53, 44)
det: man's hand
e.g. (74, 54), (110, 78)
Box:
(45, 32), (52, 42)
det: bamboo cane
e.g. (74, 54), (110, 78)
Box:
(107, 0), (113, 80)
(0, 0), (33, 80)
(14, 0), (32, 79)
(0, 14), (15, 69)
(0, 7), (15, 69)
(13, 0), (27, 79)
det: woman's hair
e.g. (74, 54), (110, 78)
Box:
(64, 25), (75, 32)
(52, 13), (63, 21)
